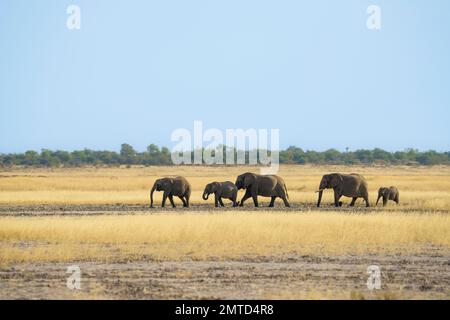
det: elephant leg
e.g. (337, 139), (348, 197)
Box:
(334, 191), (342, 207)
(364, 195), (370, 207)
(382, 196), (387, 207)
(231, 194), (238, 207)
(239, 190), (251, 206)
(252, 196), (259, 207)
(178, 196), (187, 207)
(277, 186), (290, 207)
(268, 196), (276, 207)
(162, 194), (168, 207)
(282, 196), (290, 207)
(168, 195), (176, 208)
(219, 198), (225, 207)
(251, 186), (259, 207)
(214, 194), (219, 207)
(349, 197), (357, 207)
(185, 195), (190, 208)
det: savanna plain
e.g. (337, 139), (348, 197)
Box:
(0, 165), (449, 299)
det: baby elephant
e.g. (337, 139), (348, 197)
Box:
(150, 176), (191, 208)
(376, 186), (399, 206)
(202, 181), (238, 207)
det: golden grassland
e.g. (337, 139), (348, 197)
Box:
(0, 165), (449, 266)
(0, 212), (449, 265)
(1, 165), (450, 208)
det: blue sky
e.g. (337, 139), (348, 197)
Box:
(1, 0), (449, 153)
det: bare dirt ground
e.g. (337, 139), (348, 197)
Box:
(1, 252), (449, 299)
(0, 203), (447, 216)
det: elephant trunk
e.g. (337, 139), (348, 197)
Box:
(376, 195), (381, 206)
(202, 192), (209, 200)
(317, 190), (323, 207)
(150, 183), (157, 207)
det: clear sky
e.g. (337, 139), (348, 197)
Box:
(1, 0), (449, 153)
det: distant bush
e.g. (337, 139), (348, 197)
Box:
(0, 145), (448, 167)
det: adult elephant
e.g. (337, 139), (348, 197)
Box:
(235, 172), (290, 207)
(150, 176), (191, 208)
(316, 173), (369, 207)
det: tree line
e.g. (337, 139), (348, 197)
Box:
(0, 144), (449, 167)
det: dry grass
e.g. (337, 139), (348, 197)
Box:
(1, 165), (449, 264)
(1, 165), (450, 209)
(1, 165), (449, 300)
(1, 212), (448, 265)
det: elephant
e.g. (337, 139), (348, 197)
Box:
(202, 181), (238, 207)
(235, 172), (290, 207)
(376, 186), (399, 206)
(316, 173), (370, 207)
(150, 176), (191, 208)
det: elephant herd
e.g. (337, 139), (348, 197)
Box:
(150, 172), (399, 209)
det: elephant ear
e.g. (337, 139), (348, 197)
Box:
(318, 175), (327, 190)
(162, 178), (173, 189)
(329, 174), (343, 188)
(211, 182), (220, 192)
(243, 173), (256, 188)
